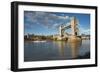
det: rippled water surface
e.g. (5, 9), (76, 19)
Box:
(24, 40), (90, 62)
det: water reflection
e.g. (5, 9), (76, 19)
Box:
(68, 39), (82, 58)
(53, 39), (82, 59)
(53, 41), (67, 57)
(24, 39), (90, 61)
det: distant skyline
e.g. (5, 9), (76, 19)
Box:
(24, 11), (90, 35)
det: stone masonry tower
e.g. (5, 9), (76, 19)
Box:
(70, 17), (78, 36)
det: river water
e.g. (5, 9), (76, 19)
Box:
(24, 40), (90, 62)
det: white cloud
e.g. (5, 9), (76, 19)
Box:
(24, 11), (70, 29)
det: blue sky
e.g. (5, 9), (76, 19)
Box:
(24, 11), (90, 35)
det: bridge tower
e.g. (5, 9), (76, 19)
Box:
(59, 25), (65, 37)
(70, 17), (78, 36)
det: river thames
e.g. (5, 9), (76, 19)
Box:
(24, 40), (90, 62)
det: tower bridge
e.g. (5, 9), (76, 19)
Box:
(53, 17), (80, 41)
